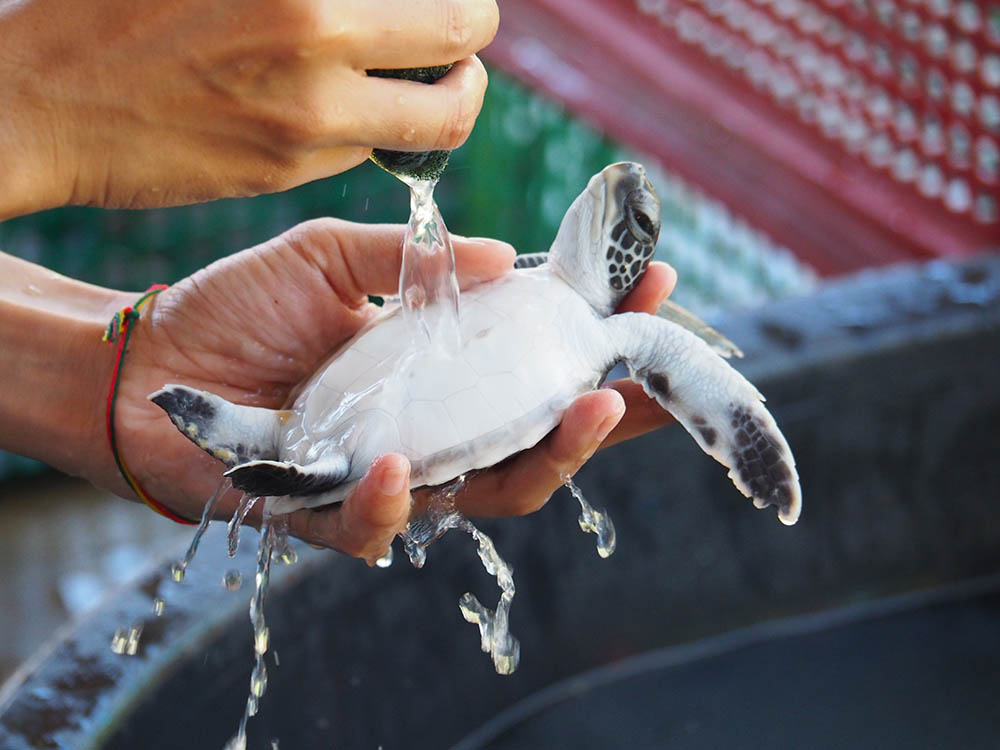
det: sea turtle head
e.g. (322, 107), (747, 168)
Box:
(548, 162), (661, 316)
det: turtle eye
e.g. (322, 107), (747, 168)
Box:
(625, 190), (660, 246)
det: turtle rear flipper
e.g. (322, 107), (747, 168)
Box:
(655, 299), (743, 359)
(149, 384), (283, 467)
(224, 456), (350, 498)
(608, 313), (801, 525)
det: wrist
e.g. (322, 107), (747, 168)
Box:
(0, 253), (130, 488)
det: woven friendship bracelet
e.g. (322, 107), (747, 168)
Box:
(103, 285), (198, 525)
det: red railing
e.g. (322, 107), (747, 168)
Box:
(483, 0), (999, 275)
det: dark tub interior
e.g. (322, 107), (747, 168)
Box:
(1, 255), (998, 749)
(459, 583), (1000, 750)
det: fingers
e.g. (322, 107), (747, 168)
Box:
(338, 0), (499, 70)
(454, 389), (626, 518)
(600, 379), (676, 448)
(287, 57), (490, 157)
(351, 56), (490, 151)
(287, 454), (412, 564)
(616, 261), (677, 314)
(600, 261), (678, 446)
(286, 218), (515, 301)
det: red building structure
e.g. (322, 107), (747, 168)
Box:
(485, 0), (999, 275)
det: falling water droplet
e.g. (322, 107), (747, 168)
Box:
(125, 624), (143, 656)
(562, 475), (617, 558)
(111, 624), (143, 656)
(224, 570), (243, 591)
(110, 627), (128, 655)
(170, 563), (185, 583)
(375, 546), (394, 568)
(152, 598), (165, 617)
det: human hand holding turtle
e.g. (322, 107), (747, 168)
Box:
(0, 220), (675, 563)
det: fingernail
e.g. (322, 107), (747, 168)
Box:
(380, 466), (409, 496)
(453, 235), (516, 253)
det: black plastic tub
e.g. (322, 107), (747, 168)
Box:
(2, 255), (998, 749)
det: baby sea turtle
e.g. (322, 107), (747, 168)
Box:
(151, 163), (801, 524)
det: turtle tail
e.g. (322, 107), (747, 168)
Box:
(149, 384), (283, 468)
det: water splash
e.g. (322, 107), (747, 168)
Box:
(171, 479), (229, 583)
(399, 476), (519, 674)
(225, 512), (279, 750)
(454, 518), (520, 675)
(228, 494), (261, 558)
(399, 177), (462, 354)
(400, 475), (467, 568)
(562, 475), (616, 558)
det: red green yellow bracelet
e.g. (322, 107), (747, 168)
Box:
(103, 285), (197, 525)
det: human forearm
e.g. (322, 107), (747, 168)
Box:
(0, 253), (130, 487)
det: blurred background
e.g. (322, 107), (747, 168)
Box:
(1, 0), (997, 744)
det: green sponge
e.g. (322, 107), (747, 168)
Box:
(367, 65), (453, 181)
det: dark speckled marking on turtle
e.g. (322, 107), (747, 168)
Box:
(730, 404), (796, 515)
(647, 373), (670, 399)
(698, 427), (718, 447)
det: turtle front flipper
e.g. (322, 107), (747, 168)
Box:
(607, 313), (801, 525)
(149, 384), (283, 467)
(224, 456), (350, 498)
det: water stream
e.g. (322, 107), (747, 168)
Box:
(112, 481), (231, 657)
(400, 478), (521, 675)
(227, 494), (261, 558)
(170, 479), (229, 583)
(398, 177), (462, 354)
(224, 512), (279, 750)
